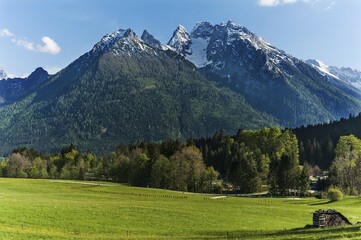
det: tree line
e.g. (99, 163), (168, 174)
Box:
(0, 127), (313, 195)
(0, 144), (217, 193)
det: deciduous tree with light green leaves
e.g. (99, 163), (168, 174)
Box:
(329, 135), (361, 195)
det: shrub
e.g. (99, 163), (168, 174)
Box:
(327, 186), (343, 201)
(315, 191), (327, 199)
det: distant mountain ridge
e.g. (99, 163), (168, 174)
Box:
(306, 59), (361, 90)
(0, 67), (49, 105)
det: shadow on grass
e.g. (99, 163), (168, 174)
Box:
(310, 200), (333, 205)
(271, 226), (361, 240)
(195, 226), (361, 239)
(282, 199), (331, 206)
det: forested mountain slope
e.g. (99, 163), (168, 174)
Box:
(0, 29), (274, 155)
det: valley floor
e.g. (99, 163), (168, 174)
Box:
(0, 178), (361, 239)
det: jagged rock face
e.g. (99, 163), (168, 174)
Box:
(141, 30), (163, 49)
(167, 21), (361, 127)
(168, 21), (288, 71)
(168, 25), (191, 54)
(90, 28), (155, 56)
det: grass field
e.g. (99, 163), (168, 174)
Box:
(1, 178), (361, 239)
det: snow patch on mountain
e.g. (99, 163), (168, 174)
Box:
(167, 20), (298, 76)
(91, 29), (126, 54)
(187, 37), (212, 68)
(88, 28), (158, 59)
(307, 59), (361, 90)
(306, 59), (340, 80)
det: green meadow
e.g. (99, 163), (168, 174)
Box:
(1, 178), (361, 239)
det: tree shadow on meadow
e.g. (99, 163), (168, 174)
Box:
(309, 200), (333, 205)
(195, 226), (361, 239)
(281, 199), (331, 206)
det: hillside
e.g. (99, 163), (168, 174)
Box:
(0, 29), (275, 155)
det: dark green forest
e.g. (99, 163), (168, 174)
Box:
(294, 113), (361, 169)
(0, 127), (307, 195)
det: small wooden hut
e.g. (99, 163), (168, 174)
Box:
(313, 209), (352, 227)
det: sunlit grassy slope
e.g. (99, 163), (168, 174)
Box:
(1, 178), (361, 239)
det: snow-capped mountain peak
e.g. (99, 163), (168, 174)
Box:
(167, 25), (191, 53)
(167, 20), (291, 72)
(91, 29), (126, 53)
(123, 28), (137, 39)
(89, 28), (156, 57)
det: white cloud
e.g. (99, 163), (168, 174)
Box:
(1, 27), (61, 55)
(38, 36), (61, 55)
(12, 38), (35, 51)
(0, 28), (14, 37)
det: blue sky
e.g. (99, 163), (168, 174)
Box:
(0, 0), (360, 77)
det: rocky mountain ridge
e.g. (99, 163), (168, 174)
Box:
(167, 21), (361, 127)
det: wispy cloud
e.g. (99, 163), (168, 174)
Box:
(0, 28), (14, 37)
(258, 0), (299, 7)
(12, 38), (35, 51)
(257, 0), (336, 8)
(0, 28), (61, 55)
(325, 1), (336, 10)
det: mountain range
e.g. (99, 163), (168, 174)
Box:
(166, 21), (361, 126)
(0, 20), (360, 155)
